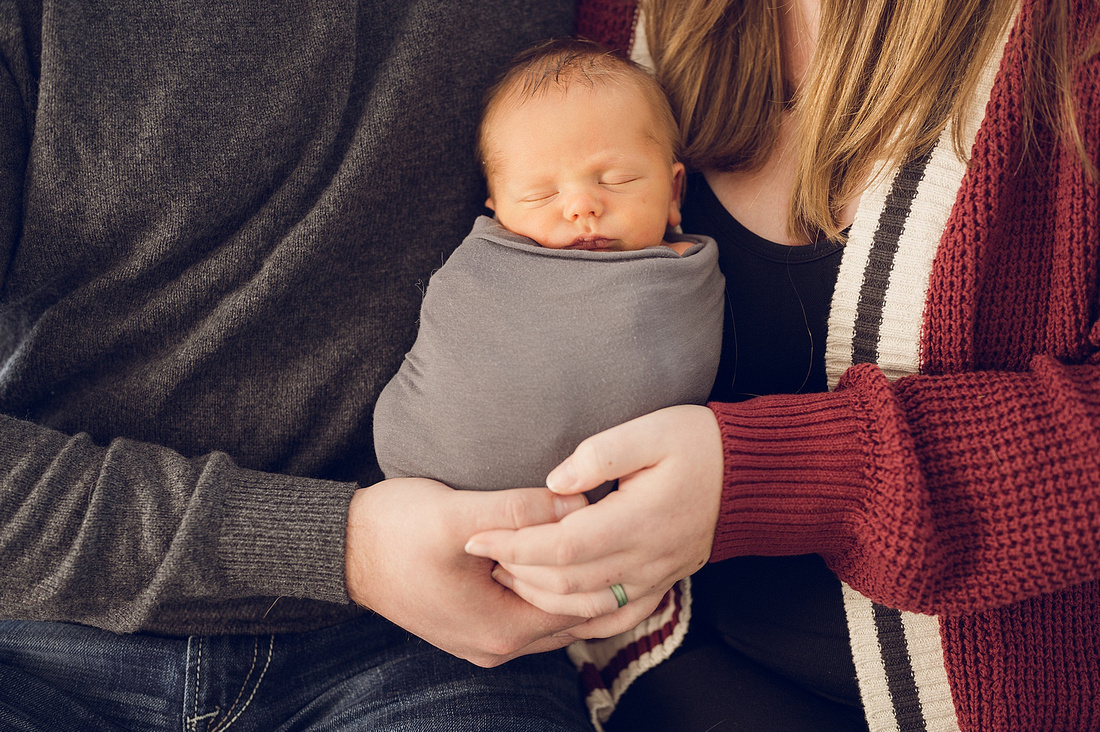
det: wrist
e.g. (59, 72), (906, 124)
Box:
(344, 486), (376, 608)
(707, 390), (869, 562)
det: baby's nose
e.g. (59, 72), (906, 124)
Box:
(564, 191), (603, 220)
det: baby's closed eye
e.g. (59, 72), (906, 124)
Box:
(600, 175), (640, 186)
(520, 191), (559, 205)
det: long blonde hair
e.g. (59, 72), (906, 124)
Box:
(644, 0), (1097, 242)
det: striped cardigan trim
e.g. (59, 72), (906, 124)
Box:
(842, 587), (962, 732)
(828, 9), (1014, 732)
(567, 578), (691, 731)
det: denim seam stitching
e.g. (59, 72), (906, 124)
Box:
(185, 637), (220, 732)
(215, 635), (275, 732)
(210, 637), (260, 732)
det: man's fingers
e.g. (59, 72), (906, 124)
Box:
(467, 632), (579, 669)
(462, 487), (587, 536)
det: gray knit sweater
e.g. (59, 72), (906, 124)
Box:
(0, 0), (574, 635)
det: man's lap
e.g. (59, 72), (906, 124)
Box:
(0, 614), (590, 731)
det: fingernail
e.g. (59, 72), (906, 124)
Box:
(465, 541), (489, 556)
(546, 460), (577, 493)
(492, 568), (513, 588)
(553, 494), (586, 519)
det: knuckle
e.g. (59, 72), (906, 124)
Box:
(573, 437), (610, 479)
(534, 598), (569, 617)
(467, 653), (504, 669)
(503, 493), (531, 529)
(605, 606), (649, 635)
(620, 606), (652, 631)
(552, 537), (579, 566)
(483, 633), (523, 658)
(546, 572), (576, 595)
(577, 595), (606, 619)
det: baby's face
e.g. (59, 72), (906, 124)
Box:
(484, 84), (684, 252)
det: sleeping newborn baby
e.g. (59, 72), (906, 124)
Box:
(373, 39), (724, 492)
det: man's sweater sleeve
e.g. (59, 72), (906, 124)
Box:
(0, 413), (357, 632)
(708, 359), (1100, 617)
(0, 1), (353, 632)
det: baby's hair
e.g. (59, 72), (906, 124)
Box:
(477, 38), (681, 184)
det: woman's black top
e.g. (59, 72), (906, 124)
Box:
(695, 174), (844, 401)
(606, 173), (867, 731)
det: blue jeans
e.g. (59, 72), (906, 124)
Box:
(0, 614), (591, 731)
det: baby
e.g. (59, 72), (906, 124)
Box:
(480, 38), (692, 256)
(372, 39), (724, 491)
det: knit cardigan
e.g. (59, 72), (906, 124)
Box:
(571, 2), (1100, 731)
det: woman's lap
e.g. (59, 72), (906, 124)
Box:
(605, 623), (869, 732)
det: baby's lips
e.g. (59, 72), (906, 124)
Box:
(566, 236), (614, 250)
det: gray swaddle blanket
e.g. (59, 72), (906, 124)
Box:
(373, 216), (725, 491)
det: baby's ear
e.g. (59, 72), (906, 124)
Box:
(668, 162), (686, 228)
(485, 196), (496, 212)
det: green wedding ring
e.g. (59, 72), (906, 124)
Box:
(610, 583), (628, 608)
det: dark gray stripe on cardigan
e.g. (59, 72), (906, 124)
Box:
(872, 603), (929, 732)
(851, 150), (934, 364)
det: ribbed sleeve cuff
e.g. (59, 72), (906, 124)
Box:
(708, 387), (871, 562)
(218, 465), (358, 604)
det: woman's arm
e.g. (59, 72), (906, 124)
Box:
(466, 404), (724, 638)
(709, 358), (1100, 615)
(468, 358), (1100, 631)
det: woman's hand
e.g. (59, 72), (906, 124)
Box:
(464, 405), (725, 640)
(345, 477), (588, 667)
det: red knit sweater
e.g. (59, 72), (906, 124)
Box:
(578, 1), (1100, 729)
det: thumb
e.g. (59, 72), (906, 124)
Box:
(546, 414), (665, 495)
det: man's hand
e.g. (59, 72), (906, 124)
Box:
(345, 477), (588, 667)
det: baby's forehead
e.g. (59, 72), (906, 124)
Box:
(484, 80), (670, 151)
